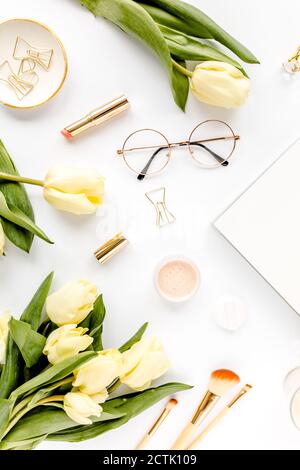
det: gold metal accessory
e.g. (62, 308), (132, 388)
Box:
(0, 60), (34, 100)
(62, 95), (130, 139)
(94, 233), (129, 264)
(117, 120), (240, 180)
(283, 46), (300, 74)
(187, 384), (252, 449)
(145, 187), (175, 228)
(13, 36), (54, 70)
(136, 398), (178, 450)
(18, 59), (39, 87)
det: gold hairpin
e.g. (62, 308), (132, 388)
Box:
(0, 60), (34, 100)
(13, 36), (54, 70)
(145, 187), (176, 228)
(283, 45), (300, 74)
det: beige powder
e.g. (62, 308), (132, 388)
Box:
(157, 259), (198, 300)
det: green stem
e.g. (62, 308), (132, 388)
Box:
(38, 395), (64, 405)
(10, 377), (73, 419)
(172, 58), (193, 77)
(10, 395), (33, 419)
(0, 172), (44, 187)
(3, 395), (65, 439)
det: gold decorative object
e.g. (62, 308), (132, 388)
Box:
(94, 233), (129, 264)
(0, 60), (34, 100)
(145, 187), (175, 228)
(283, 45), (300, 74)
(13, 36), (54, 71)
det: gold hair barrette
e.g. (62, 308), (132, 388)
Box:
(0, 60), (34, 100)
(13, 36), (54, 71)
(145, 187), (175, 228)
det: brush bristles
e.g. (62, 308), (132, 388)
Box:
(167, 398), (178, 410)
(208, 369), (240, 396)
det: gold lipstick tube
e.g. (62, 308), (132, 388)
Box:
(61, 95), (129, 139)
(94, 233), (129, 264)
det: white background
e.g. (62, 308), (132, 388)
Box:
(0, 0), (300, 451)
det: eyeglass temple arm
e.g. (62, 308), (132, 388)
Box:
(137, 147), (163, 181)
(137, 142), (228, 180)
(189, 141), (229, 166)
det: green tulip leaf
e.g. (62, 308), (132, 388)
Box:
(0, 336), (21, 400)
(80, 0), (187, 110)
(137, 0), (259, 64)
(0, 273), (54, 398)
(1, 435), (47, 450)
(160, 25), (247, 76)
(79, 294), (106, 351)
(119, 322), (148, 352)
(0, 140), (35, 252)
(48, 382), (192, 442)
(10, 351), (96, 402)
(21, 272), (54, 331)
(0, 406), (124, 448)
(171, 59), (189, 111)
(9, 319), (46, 368)
(139, 3), (213, 38)
(0, 398), (11, 440)
(0, 192), (53, 246)
(26, 380), (73, 410)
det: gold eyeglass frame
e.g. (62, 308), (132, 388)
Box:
(117, 120), (240, 178)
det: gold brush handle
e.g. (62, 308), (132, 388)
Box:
(171, 422), (198, 450)
(136, 434), (151, 450)
(187, 408), (229, 450)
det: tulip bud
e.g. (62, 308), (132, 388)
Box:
(0, 311), (11, 364)
(73, 349), (122, 395)
(191, 61), (251, 108)
(63, 391), (102, 425)
(120, 336), (170, 391)
(0, 223), (5, 256)
(43, 167), (105, 215)
(43, 324), (93, 365)
(46, 280), (98, 326)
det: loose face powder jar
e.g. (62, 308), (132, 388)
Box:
(154, 256), (200, 302)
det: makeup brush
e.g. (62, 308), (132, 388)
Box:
(136, 398), (178, 450)
(187, 384), (252, 450)
(172, 369), (240, 450)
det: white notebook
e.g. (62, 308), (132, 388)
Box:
(214, 138), (300, 314)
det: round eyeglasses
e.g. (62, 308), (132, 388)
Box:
(117, 120), (240, 180)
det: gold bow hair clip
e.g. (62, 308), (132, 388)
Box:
(13, 36), (53, 71)
(0, 60), (38, 100)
